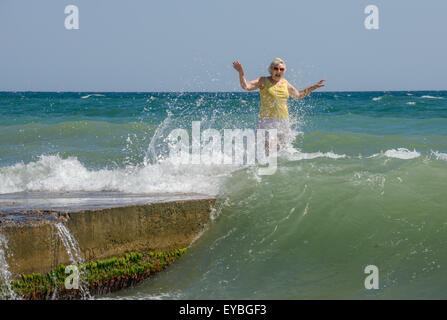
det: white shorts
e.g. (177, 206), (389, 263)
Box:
(256, 117), (291, 138)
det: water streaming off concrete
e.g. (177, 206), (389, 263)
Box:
(54, 223), (91, 299)
(0, 232), (19, 300)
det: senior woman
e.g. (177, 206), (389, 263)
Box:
(233, 58), (325, 150)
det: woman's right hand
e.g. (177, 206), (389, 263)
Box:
(233, 61), (244, 74)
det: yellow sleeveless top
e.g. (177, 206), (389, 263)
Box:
(259, 77), (290, 119)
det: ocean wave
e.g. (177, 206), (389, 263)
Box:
(112, 155), (447, 299)
(372, 96), (383, 101)
(0, 145), (443, 195)
(0, 154), (232, 195)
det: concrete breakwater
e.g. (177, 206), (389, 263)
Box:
(0, 194), (216, 299)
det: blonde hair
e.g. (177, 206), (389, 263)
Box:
(268, 58), (286, 74)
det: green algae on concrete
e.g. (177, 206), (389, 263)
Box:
(7, 249), (187, 300)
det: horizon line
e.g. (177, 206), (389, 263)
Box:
(1, 89), (447, 94)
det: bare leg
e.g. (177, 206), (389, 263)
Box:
(277, 133), (286, 151)
(264, 137), (279, 155)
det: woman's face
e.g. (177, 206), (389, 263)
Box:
(271, 64), (286, 81)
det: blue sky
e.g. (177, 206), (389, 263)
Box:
(1, 0), (446, 92)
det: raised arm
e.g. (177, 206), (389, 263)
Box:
(233, 61), (264, 91)
(288, 79), (326, 99)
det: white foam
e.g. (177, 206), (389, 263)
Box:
(432, 151), (447, 161)
(81, 94), (105, 99)
(0, 154), (234, 195)
(383, 148), (420, 159)
(99, 292), (179, 300)
(421, 95), (444, 99)
(406, 102), (416, 105)
(366, 153), (380, 159)
(372, 96), (383, 101)
(280, 149), (347, 161)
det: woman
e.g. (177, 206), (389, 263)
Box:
(233, 58), (325, 150)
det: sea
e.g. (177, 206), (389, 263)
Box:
(1, 90), (447, 299)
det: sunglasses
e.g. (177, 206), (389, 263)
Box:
(273, 66), (285, 71)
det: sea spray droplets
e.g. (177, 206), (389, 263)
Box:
(144, 113), (174, 166)
(0, 233), (19, 300)
(54, 223), (91, 299)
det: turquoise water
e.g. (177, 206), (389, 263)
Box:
(1, 91), (447, 299)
